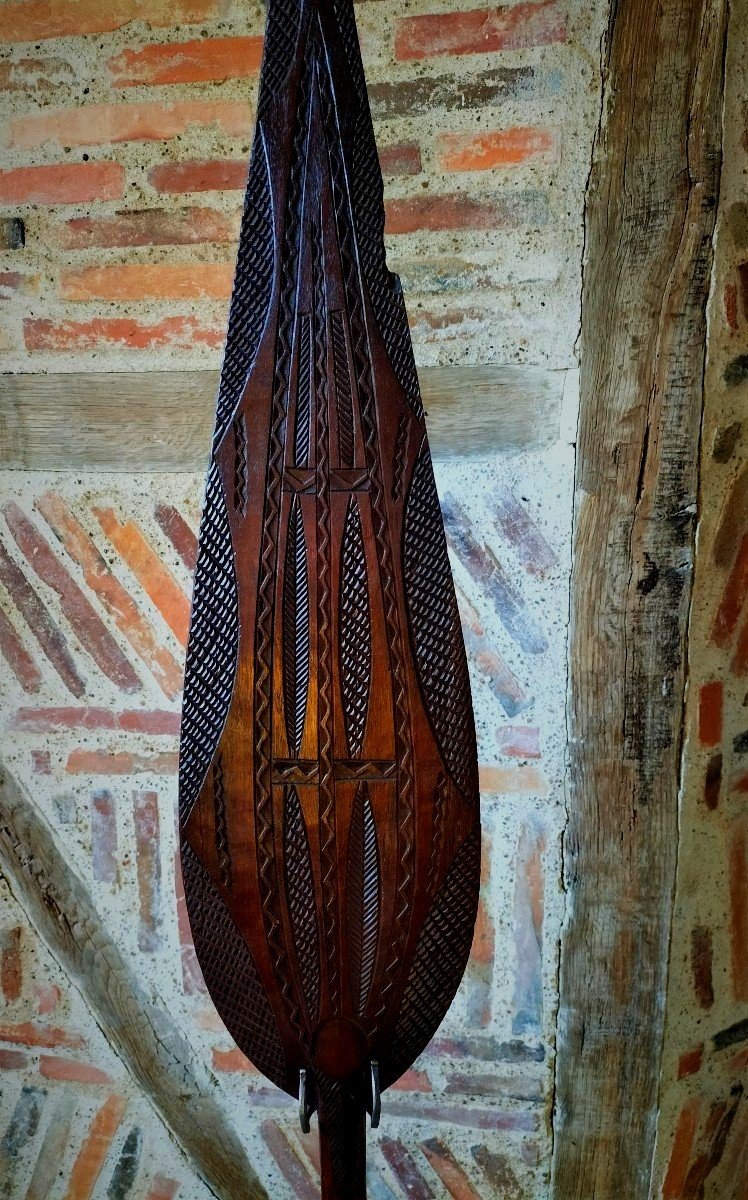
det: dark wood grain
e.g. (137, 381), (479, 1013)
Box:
(178, 2), (480, 1195)
(552, 0), (727, 1196)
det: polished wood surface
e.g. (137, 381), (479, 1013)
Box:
(178, 2), (480, 1194)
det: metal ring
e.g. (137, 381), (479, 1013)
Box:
(370, 1060), (381, 1129)
(298, 1069), (311, 1134)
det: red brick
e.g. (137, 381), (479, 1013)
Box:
(438, 125), (557, 170)
(391, 1068), (431, 1092)
(0, 605), (41, 693)
(712, 531), (748, 646)
(663, 1098), (701, 1200)
(3, 501), (141, 694)
(146, 1178), (181, 1200)
(0, 1020), (85, 1049)
(379, 141), (423, 176)
(92, 790), (117, 885)
(40, 1055), (112, 1084)
(66, 749), (179, 775)
(724, 283), (739, 332)
(34, 983), (61, 1015)
(677, 1045), (704, 1079)
(395, 1), (565, 60)
(0, 1048), (29, 1069)
(0, 270), (40, 297)
(109, 36), (263, 87)
(4, 0), (219, 41)
(385, 190), (548, 234)
(733, 612), (748, 676)
(24, 315), (224, 353)
(381, 1139), (435, 1199)
(212, 1047), (258, 1073)
(472, 1145), (525, 1194)
(0, 541), (85, 698)
(698, 680), (723, 747)
(134, 791), (162, 952)
(148, 158), (247, 194)
(1, 928), (23, 1001)
(154, 504), (198, 571)
(14, 706), (180, 735)
(6, 100), (252, 151)
(261, 1121), (317, 1200)
(64, 1094), (127, 1200)
(59, 207), (240, 250)
(31, 749), (52, 774)
(36, 492), (184, 700)
(388, 1098), (536, 1132)
(713, 463), (748, 568)
(728, 814), (748, 1003)
(691, 925), (714, 1010)
(0, 162), (124, 205)
(492, 485), (557, 576)
(94, 506), (191, 646)
(496, 725), (540, 759)
(61, 263), (233, 302)
(512, 820), (545, 1036)
(421, 1139), (482, 1200)
(704, 753), (722, 810)
(740, 262), (748, 321)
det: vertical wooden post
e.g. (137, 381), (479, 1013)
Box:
(552, 1), (728, 1197)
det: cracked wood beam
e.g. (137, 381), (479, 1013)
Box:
(552, 1), (728, 1197)
(0, 760), (268, 1200)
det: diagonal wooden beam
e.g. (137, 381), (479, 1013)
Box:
(0, 759), (268, 1200)
(552, 1), (728, 1196)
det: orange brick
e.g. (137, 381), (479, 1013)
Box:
(94, 507), (191, 645)
(0, 162), (124, 205)
(395, 1), (565, 60)
(0, 1020), (85, 1049)
(728, 814), (748, 1002)
(60, 263), (233, 302)
(109, 36), (263, 87)
(40, 1055), (112, 1084)
(24, 315), (223, 352)
(385, 190), (548, 234)
(478, 764), (547, 794)
(698, 680), (723, 747)
(148, 158), (247, 194)
(146, 1177), (180, 1200)
(59, 207), (240, 249)
(212, 1046), (258, 1073)
(36, 492), (184, 701)
(438, 125), (558, 170)
(66, 749), (179, 775)
(663, 1097), (700, 1200)
(6, 101), (252, 150)
(4, 0), (219, 42)
(391, 1068), (431, 1092)
(64, 1094), (127, 1200)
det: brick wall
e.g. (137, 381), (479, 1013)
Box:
(651, 2), (748, 1194)
(0, 0), (599, 373)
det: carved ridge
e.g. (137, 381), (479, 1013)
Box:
(339, 495), (371, 757)
(331, 309), (355, 468)
(284, 786), (321, 1025)
(282, 496), (310, 757)
(347, 783), (380, 1016)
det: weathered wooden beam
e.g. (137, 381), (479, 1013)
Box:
(0, 760), (268, 1200)
(0, 364), (564, 471)
(552, 1), (727, 1197)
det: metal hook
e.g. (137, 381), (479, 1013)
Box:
(370, 1060), (381, 1128)
(298, 1068), (311, 1133)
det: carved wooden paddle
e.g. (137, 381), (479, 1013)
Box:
(178, 1), (480, 1194)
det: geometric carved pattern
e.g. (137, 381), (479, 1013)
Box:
(330, 310), (355, 468)
(179, 460), (238, 825)
(181, 841), (286, 1089)
(384, 824), (481, 1088)
(294, 314), (313, 468)
(282, 497), (310, 757)
(284, 786), (320, 1025)
(404, 440), (478, 801)
(346, 782), (380, 1016)
(339, 496), (370, 757)
(213, 753), (232, 890)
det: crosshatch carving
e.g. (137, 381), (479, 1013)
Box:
(178, 1), (480, 1194)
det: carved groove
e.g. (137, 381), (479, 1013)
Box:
(386, 825), (481, 1086)
(427, 772), (447, 899)
(404, 440), (478, 801)
(182, 841), (286, 1088)
(339, 496), (371, 757)
(213, 754), (232, 890)
(331, 310), (355, 468)
(233, 413), (248, 515)
(294, 314), (313, 468)
(282, 497), (310, 757)
(284, 786), (321, 1024)
(392, 411), (409, 503)
(347, 783), (380, 1015)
